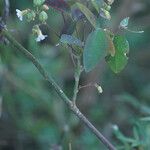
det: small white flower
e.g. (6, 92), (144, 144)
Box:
(32, 25), (48, 42)
(16, 9), (23, 21)
(36, 30), (47, 42)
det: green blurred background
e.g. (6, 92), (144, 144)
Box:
(0, 0), (150, 149)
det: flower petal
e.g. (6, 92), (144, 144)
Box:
(36, 34), (47, 42)
(16, 9), (23, 21)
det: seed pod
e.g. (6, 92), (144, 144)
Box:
(100, 8), (111, 20)
(26, 10), (36, 22)
(103, 2), (111, 11)
(33, 0), (45, 6)
(42, 4), (49, 10)
(106, 0), (114, 5)
(39, 11), (48, 23)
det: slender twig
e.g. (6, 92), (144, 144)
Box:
(75, 26), (79, 39)
(69, 143), (72, 150)
(61, 12), (66, 24)
(72, 57), (82, 105)
(0, 96), (2, 118)
(45, 23), (61, 38)
(45, 23), (76, 66)
(45, 23), (75, 66)
(79, 83), (95, 90)
(3, 0), (10, 23)
(1, 28), (116, 150)
(0, 0), (9, 43)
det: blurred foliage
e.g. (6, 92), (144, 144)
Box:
(0, 0), (150, 150)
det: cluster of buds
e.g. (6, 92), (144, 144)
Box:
(100, 0), (114, 20)
(16, 0), (49, 42)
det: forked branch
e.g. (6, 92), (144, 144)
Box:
(1, 28), (116, 150)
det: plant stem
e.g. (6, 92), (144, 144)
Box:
(3, 0), (10, 23)
(1, 28), (116, 150)
(72, 57), (82, 105)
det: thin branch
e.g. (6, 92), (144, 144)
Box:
(2, 0), (10, 23)
(1, 28), (116, 150)
(61, 12), (66, 24)
(79, 83), (95, 90)
(45, 23), (76, 67)
(69, 143), (72, 150)
(0, 0), (9, 43)
(45, 23), (61, 38)
(72, 57), (82, 105)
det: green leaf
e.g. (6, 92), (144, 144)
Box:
(60, 34), (83, 47)
(75, 2), (97, 28)
(91, 0), (100, 12)
(120, 17), (130, 28)
(83, 28), (108, 72)
(106, 35), (129, 73)
(120, 17), (144, 34)
(91, 0), (103, 13)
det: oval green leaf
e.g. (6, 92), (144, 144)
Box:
(75, 2), (97, 28)
(83, 28), (108, 72)
(106, 35), (129, 73)
(60, 34), (83, 47)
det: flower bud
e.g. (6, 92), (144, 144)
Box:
(100, 8), (111, 20)
(39, 11), (48, 23)
(106, 0), (114, 5)
(26, 11), (36, 22)
(103, 2), (111, 11)
(112, 125), (119, 131)
(33, 0), (45, 6)
(95, 84), (103, 94)
(42, 4), (49, 10)
(32, 25), (39, 35)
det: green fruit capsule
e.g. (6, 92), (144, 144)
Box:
(39, 11), (48, 23)
(33, 0), (45, 6)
